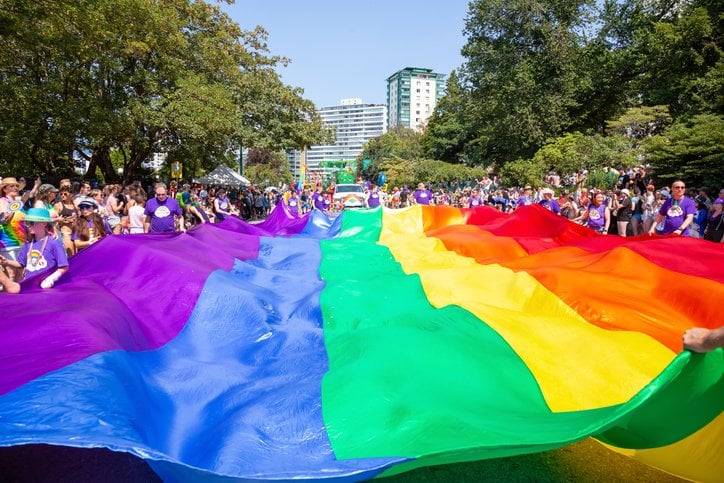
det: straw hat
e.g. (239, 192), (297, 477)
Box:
(0, 177), (25, 192)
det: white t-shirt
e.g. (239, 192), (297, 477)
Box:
(128, 205), (145, 234)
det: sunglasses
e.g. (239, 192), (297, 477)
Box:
(24, 221), (46, 227)
(672, 186), (686, 189)
(79, 204), (94, 210)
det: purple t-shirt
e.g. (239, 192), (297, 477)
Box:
(312, 192), (325, 210)
(659, 197), (696, 235)
(468, 196), (483, 208)
(586, 203), (607, 231)
(368, 191), (381, 208)
(287, 196), (300, 215)
(414, 189), (433, 205)
(540, 199), (561, 214)
(517, 196), (534, 206)
(17, 236), (68, 281)
(144, 196), (182, 233)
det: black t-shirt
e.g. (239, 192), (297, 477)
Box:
(617, 197), (632, 221)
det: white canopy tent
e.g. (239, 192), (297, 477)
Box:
(193, 165), (251, 186)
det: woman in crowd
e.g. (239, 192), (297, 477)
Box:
(574, 191), (610, 234)
(53, 186), (78, 256)
(127, 194), (146, 234)
(33, 184), (60, 221)
(0, 207), (68, 293)
(214, 189), (232, 221)
(703, 196), (723, 242)
(104, 184), (123, 234)
(614, 188), (633, 237)
(72, 197), (109, 251)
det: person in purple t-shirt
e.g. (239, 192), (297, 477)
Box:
(366, 185), (382, 208)
(468, 188), (484, 208)
(144, 183), (185, 233)
(517, 186), (534, 206)
(413, 183), (433, 205)
(312, 187), (326, 211)
(286, 191), (300, 216)
(539, 188), (561, 214)
(648, 180), (696, 236)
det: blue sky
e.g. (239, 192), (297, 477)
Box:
(223, 0), (470, 107)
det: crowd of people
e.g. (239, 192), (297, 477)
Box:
(1, 167), (722, 295)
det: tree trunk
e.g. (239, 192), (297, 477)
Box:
(88, 146), (118, 183)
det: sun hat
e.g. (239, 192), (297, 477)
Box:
(646, 184), (655, 191)
(38, 183), (59, 195)
(620, 188), (630, 196)
(524, 185), (532, 190)
(0, 177), (23, 192)
(714, 198), (724, 205)
(541, 188), (554, 196)
(25, 207), (52, 222)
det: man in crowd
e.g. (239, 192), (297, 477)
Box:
(413, 183), (433, 205)
(648, 180), (696, 236)
(144, 183), (185, 233)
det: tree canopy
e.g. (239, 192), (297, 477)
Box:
(418, 0), (722, 187)
(0, 0), (329, 183)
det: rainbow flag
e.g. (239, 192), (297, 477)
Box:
(0, 204), (721, 482)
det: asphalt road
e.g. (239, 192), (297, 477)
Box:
(0, 439), (684, 482)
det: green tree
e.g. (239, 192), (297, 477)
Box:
(632, 5), (723, 116)
(0, 0), (328, 183)
(421, 70), (476, 164)
(606, 105), (673, 140)
(243, 148), (292, 187)
(461, 0), (599, 164)
(498, 158), (547, 188)
(644, 114), (724, 189)
(358, 126), (423, 182)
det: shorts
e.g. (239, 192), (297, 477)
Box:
(107, 215), (121, 228)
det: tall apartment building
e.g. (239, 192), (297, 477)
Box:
(386, 67), (446, 131)
(290, 98), (387, 180)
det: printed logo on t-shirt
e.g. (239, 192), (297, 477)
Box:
(667, 205), (683, 217)
(289, 201), (297, 206)
(26, 249), (47, 272)
(419, 193), (428, 198)
(220, 202), (228, 210)
(8, 201), (22, 212)
(155, 206), (171, 218)
(589, 209), (601, 220)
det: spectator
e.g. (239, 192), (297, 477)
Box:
(517, 186), (535, 207)
(648, 180), (696, 236)
(72, 197), (109, 251)
(575, 192), (610, 234)
(213, 188), (233, 221)
(614, 188), (633, 237)
(0, 207), (68, 292)
(104, 184), (123, 234)
(367, 185), (382, 208)
(413, 183), (433, 205)
(144, 183), (185, 233)
(703, 196), (723, 242)
(468, 188), (484, 208)
(538, 188), (561, 214)
(692, 201), (709, 238)
(128, 194), (146, 234)
(54, 186), (78, 256)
